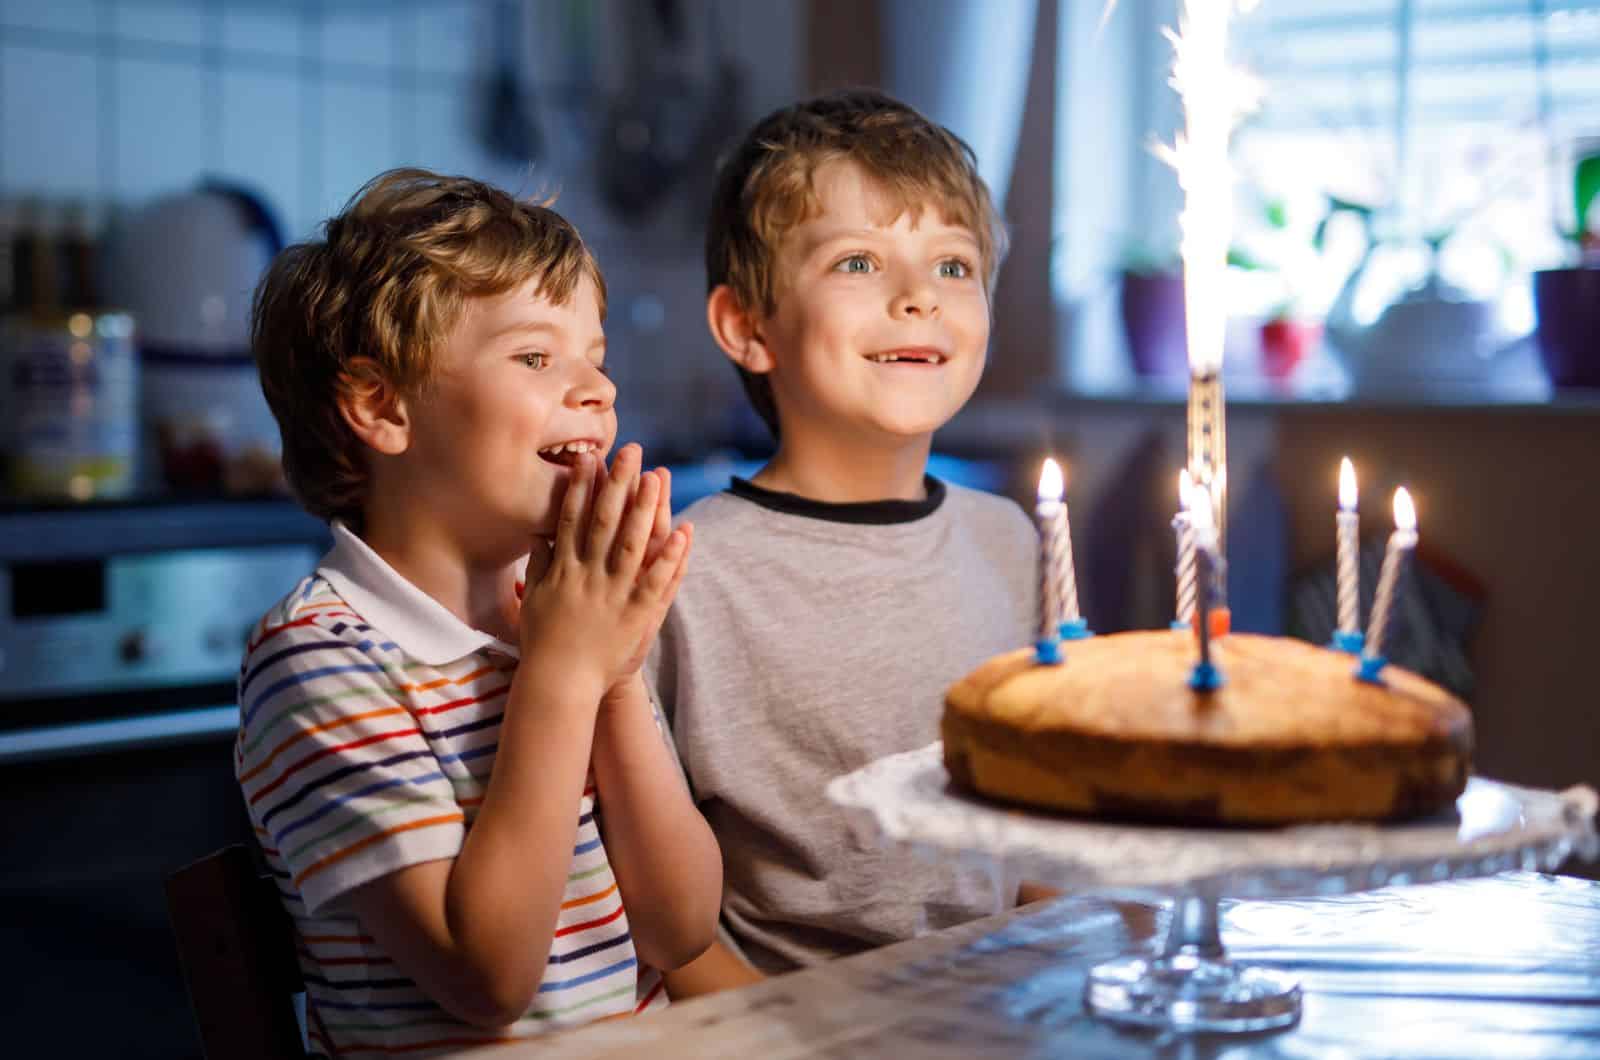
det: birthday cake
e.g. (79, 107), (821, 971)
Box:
(941, 630), (1474, 825)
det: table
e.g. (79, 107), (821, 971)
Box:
(464, 872), (1600, 1059)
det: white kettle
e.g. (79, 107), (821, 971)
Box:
(102, 181), (285, 494)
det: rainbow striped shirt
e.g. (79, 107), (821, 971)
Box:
(235, 525), (666, 1058)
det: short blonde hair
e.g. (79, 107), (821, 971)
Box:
(252, 168), (605, 528)
(705, 89), (1007, 437)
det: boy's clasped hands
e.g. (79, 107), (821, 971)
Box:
(513, 443), (693, 700)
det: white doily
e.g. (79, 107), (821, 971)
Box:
(826, 742), (1600, 900)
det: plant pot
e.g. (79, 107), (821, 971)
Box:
(1259, 318), (1321, 380)
(1533, 267), (1600, 388)
(1119, 270), (1188, 378)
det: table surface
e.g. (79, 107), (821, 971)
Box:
(460, 871), (1600, 1060)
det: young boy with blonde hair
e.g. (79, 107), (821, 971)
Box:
(239, 169), (721, 1056)
(647, 90), (1044, 997)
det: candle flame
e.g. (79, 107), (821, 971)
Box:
(1339, 457), (1357, 511)
(1393, 487), (1417, 532)
(1157, 0), (1262, 378)
(1178, 468), (1193, 510)
(1038, 458), (1064, 504)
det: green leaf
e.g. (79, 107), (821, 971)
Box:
(1227, 246), (1266, 270)
(1576, 153), (1600, 238)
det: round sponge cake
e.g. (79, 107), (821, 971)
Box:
(942, 631), (1473, 825)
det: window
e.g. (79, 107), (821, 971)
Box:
(1229, 0), (1600, 332)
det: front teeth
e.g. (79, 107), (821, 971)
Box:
(867, 353), (946, 364)
(538, 440), (598, 456)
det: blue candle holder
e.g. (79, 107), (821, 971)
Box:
(1059, 618), (1094, 641)
(1035, 638), (1064, 665)
(1188, 660), (1224, 691)
(1354, 653), (1388, 684)
(1330, 630), (1365, 655)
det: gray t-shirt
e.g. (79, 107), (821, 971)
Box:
(645, 476), (1038, 972)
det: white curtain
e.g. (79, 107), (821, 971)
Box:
(879, 0), (1039, 213)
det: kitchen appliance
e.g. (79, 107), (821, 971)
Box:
(0, 497), (327, 1059)
(101, 181), (285, 494)
(0, 498), (325, 745)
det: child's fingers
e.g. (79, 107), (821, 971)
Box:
(586, 444), (640, 563)
(644, 467), (672, 564)
(638, 523), (691, 606)
(611, 468), (662, 577)
(553, 452), (595, 566)
(661, 524), (692, 603)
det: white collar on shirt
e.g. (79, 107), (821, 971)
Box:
(316, 521), (520, 666)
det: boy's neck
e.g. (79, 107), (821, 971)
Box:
(751, 430), (932, 503)
(359, 502), (524, 644)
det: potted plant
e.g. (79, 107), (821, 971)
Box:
(1118, 243), (1187, 379)
(1532, 141), (1600, 389)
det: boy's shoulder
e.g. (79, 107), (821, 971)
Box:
(940, 481), (1032, 531)
(243, 573), (384, 665)
(673, 488), (771, 547)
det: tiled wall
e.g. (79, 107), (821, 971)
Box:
(0, 0), (803, 454)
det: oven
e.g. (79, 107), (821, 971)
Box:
(0, 499), (327, 1059)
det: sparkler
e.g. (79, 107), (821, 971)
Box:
(1158, 0), (1261, 567)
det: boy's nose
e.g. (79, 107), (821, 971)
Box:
(890, 283), (939, 319)
(567, 364), (616, 410)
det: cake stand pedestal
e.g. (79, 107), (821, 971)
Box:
(1081, 890), (1302, 1030)
(826, 743), (1599, 1035)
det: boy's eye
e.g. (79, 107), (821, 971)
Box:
(520, 352), (549, 370)
(938, 258), (973, 280)
(835, 254), (875, 275)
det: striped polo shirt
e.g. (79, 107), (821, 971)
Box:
(234, 523), (666, 1058)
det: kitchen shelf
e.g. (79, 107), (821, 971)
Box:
(0, 496), (329, 563)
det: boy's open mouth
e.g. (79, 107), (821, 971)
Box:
(537, 439), (603, 467)
(865, 347), (948, 366)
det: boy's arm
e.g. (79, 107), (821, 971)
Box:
(344, 449), (693, 1028)
(342, 664), (606, 1028)
(663, 939), (766, 1000)
(590, 672), (722, 972)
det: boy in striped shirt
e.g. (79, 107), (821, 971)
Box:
(237, 169), (721, 1057)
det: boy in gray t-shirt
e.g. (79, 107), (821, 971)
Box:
(645, 89), (1047, 997)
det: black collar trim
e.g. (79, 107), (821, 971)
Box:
(726, 475), (947, 525)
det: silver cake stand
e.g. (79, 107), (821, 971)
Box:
(826, 742), (1599, 1034)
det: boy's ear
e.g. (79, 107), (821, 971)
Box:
(336, 358), (411, 456)
(706, 284), (774, 375)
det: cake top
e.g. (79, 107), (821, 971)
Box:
(946, 631), (1473, 754)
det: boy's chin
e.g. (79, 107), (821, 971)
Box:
(865, 405), (964, 439)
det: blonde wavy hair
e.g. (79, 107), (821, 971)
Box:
(251, 168), (605, 529)
(705, 89), (1007, 438)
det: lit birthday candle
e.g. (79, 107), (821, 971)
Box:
(1188, 482), (1225, 691)
(1358, 487), (1419, 683)
(1035, 458), (1067, 664)
(1333, 457), (1363, 653)
(1172, 470), (1198, 629)
(1056, 462), (1091, 641)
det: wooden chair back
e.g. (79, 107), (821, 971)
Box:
(165, 843), (310, 1059)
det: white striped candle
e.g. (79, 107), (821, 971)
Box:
(1336, 457), (1360, 638)
(1174, 470), (1198, 626)
(1365, 488), (1418, 662)
(1036, 459), (1067, 654)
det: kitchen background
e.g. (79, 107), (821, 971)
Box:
(0, 1), (1597, 1056)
